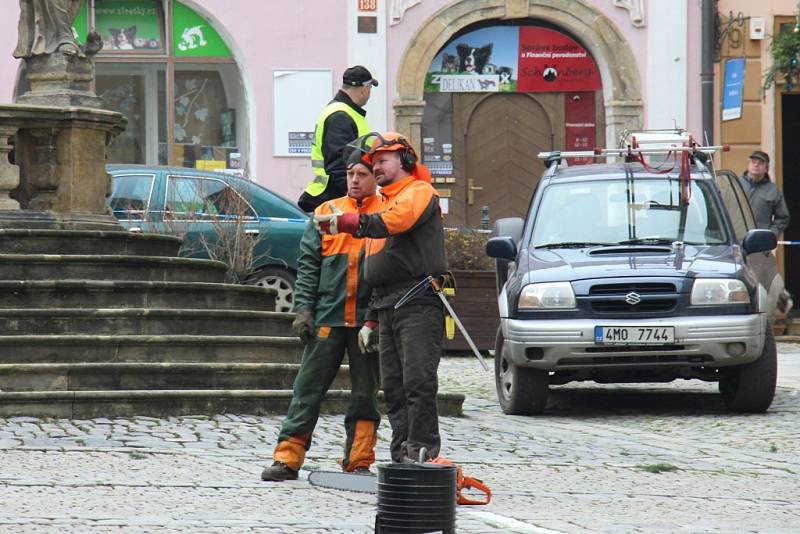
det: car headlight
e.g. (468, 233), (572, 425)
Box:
(518, 282), (576, 309)
(690, 279), (750, 305)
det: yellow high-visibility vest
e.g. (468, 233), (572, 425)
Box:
(305, 102), (370, 197)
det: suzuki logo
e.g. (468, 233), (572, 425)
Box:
(625, 292), (642, 305)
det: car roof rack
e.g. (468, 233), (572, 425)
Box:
(538, 128), (729, 170)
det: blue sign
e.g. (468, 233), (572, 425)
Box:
(722, 58), (745, 121)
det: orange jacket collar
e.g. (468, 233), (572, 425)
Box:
(345, 193), (380, 212)
(379, 175), (416, 198)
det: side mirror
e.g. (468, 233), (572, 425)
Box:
(741, 229), (777, 255)
(492, 217), (524, 243)
(486, 236), (517, 260)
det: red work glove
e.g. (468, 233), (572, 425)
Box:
(313, 203), (360, 235)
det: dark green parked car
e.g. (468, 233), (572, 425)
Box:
(107, 165), (307, 312)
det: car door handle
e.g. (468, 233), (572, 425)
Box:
(245, 229), (260, 235)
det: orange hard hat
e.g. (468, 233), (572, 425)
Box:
(362, 131), (418, 170)
(369, 132), (412, 154)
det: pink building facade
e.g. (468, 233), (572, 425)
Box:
(0, 0), (703, 224)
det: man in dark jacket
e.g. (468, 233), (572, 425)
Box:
(314, 132), (447, 464)
(739, 150), (790, 236)
(297, 66), (377, 212)
(262, 149), (383, 482)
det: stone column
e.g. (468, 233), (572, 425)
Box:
(1, 104), (126, 230)
(605, 100), (644, 148)
(0, 126), (20, 209)
(393, 99), (426, 152)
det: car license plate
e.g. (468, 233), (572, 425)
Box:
(594, 326), (675, 345)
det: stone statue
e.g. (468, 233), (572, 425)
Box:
(14, 0), (82, 58)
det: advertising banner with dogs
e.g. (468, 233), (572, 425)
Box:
(92, 0), (232, 57)
(425, 25), (601, 93)
(94, 0), (163, 52)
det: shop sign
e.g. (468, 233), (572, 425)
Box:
(73, 0), (89, 44)
(288, 132), (314, 154)
(722, 58), (745, 121)
(95, 0), (163, 51)
(426, 25), (601, 93)
(173, 1), (232, 57)
(564, 92), (596, 166)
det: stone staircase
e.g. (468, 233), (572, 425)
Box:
(0, 229), (464, 418)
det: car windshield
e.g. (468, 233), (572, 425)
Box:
(531, 178), (729, 248)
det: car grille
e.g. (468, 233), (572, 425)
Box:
(589, 283), (676, 295)
(588, 282), (678, 314)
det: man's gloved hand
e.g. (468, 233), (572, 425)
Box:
(291, 309), (314, 344)
(313, 203), (359, 235)
(357, 320), (380, 354)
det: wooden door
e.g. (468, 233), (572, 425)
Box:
(452, 93), (562, 227)
(780, 93), (800, 298)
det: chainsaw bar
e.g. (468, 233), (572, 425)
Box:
(307, 470), (377, 494)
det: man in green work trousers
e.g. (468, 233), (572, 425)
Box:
(262, 147), (383, 481)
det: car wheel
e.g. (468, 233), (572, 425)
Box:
(248, 267), (296, 313)
(719, 329), (777, 413)
(494, 327), (548, 415)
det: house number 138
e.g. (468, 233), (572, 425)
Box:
(359, 0), (377, 11)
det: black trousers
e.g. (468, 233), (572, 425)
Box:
(378, 301), (443, 463)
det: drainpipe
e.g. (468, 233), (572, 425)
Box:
(701, 0), (716, 145)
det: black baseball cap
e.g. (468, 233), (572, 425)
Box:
(343, 65), (378, 87)
(749, 150), (770, 163)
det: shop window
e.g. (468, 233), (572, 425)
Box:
(16, 1), (247, 173)
(97, 63), (167, 164)
(171, 65), (241, 171)
(421, 93), (454, 180)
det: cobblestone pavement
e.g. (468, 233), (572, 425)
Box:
(2, 346), (800, 533)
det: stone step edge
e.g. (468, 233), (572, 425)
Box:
(0, 390), (465, 418)
(0, 390), (464, 400)
(0, 280), (275, 295)
(0, 362), (316, 372)
(0, 254), (226, 269)
(0, 229), (181, 244)
(0, 308), (294, 319)
(0, 335), (299, 345)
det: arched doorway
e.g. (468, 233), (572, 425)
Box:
(456, 93), (557, 225)
(415, 17), (610, 227)
(394, 0), (644, 165)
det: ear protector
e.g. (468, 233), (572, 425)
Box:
(398, 140), (418, 172)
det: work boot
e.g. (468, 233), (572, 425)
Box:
(261, 461), (298, 481)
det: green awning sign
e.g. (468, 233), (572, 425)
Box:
(73, 0), (88, 44)
(173, 1), (231, 58)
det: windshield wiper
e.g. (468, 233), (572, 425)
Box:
(535, 242), (610, 249)
(616, 238), (676, 245)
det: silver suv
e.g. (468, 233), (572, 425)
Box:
(487, 151), (788, 415)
